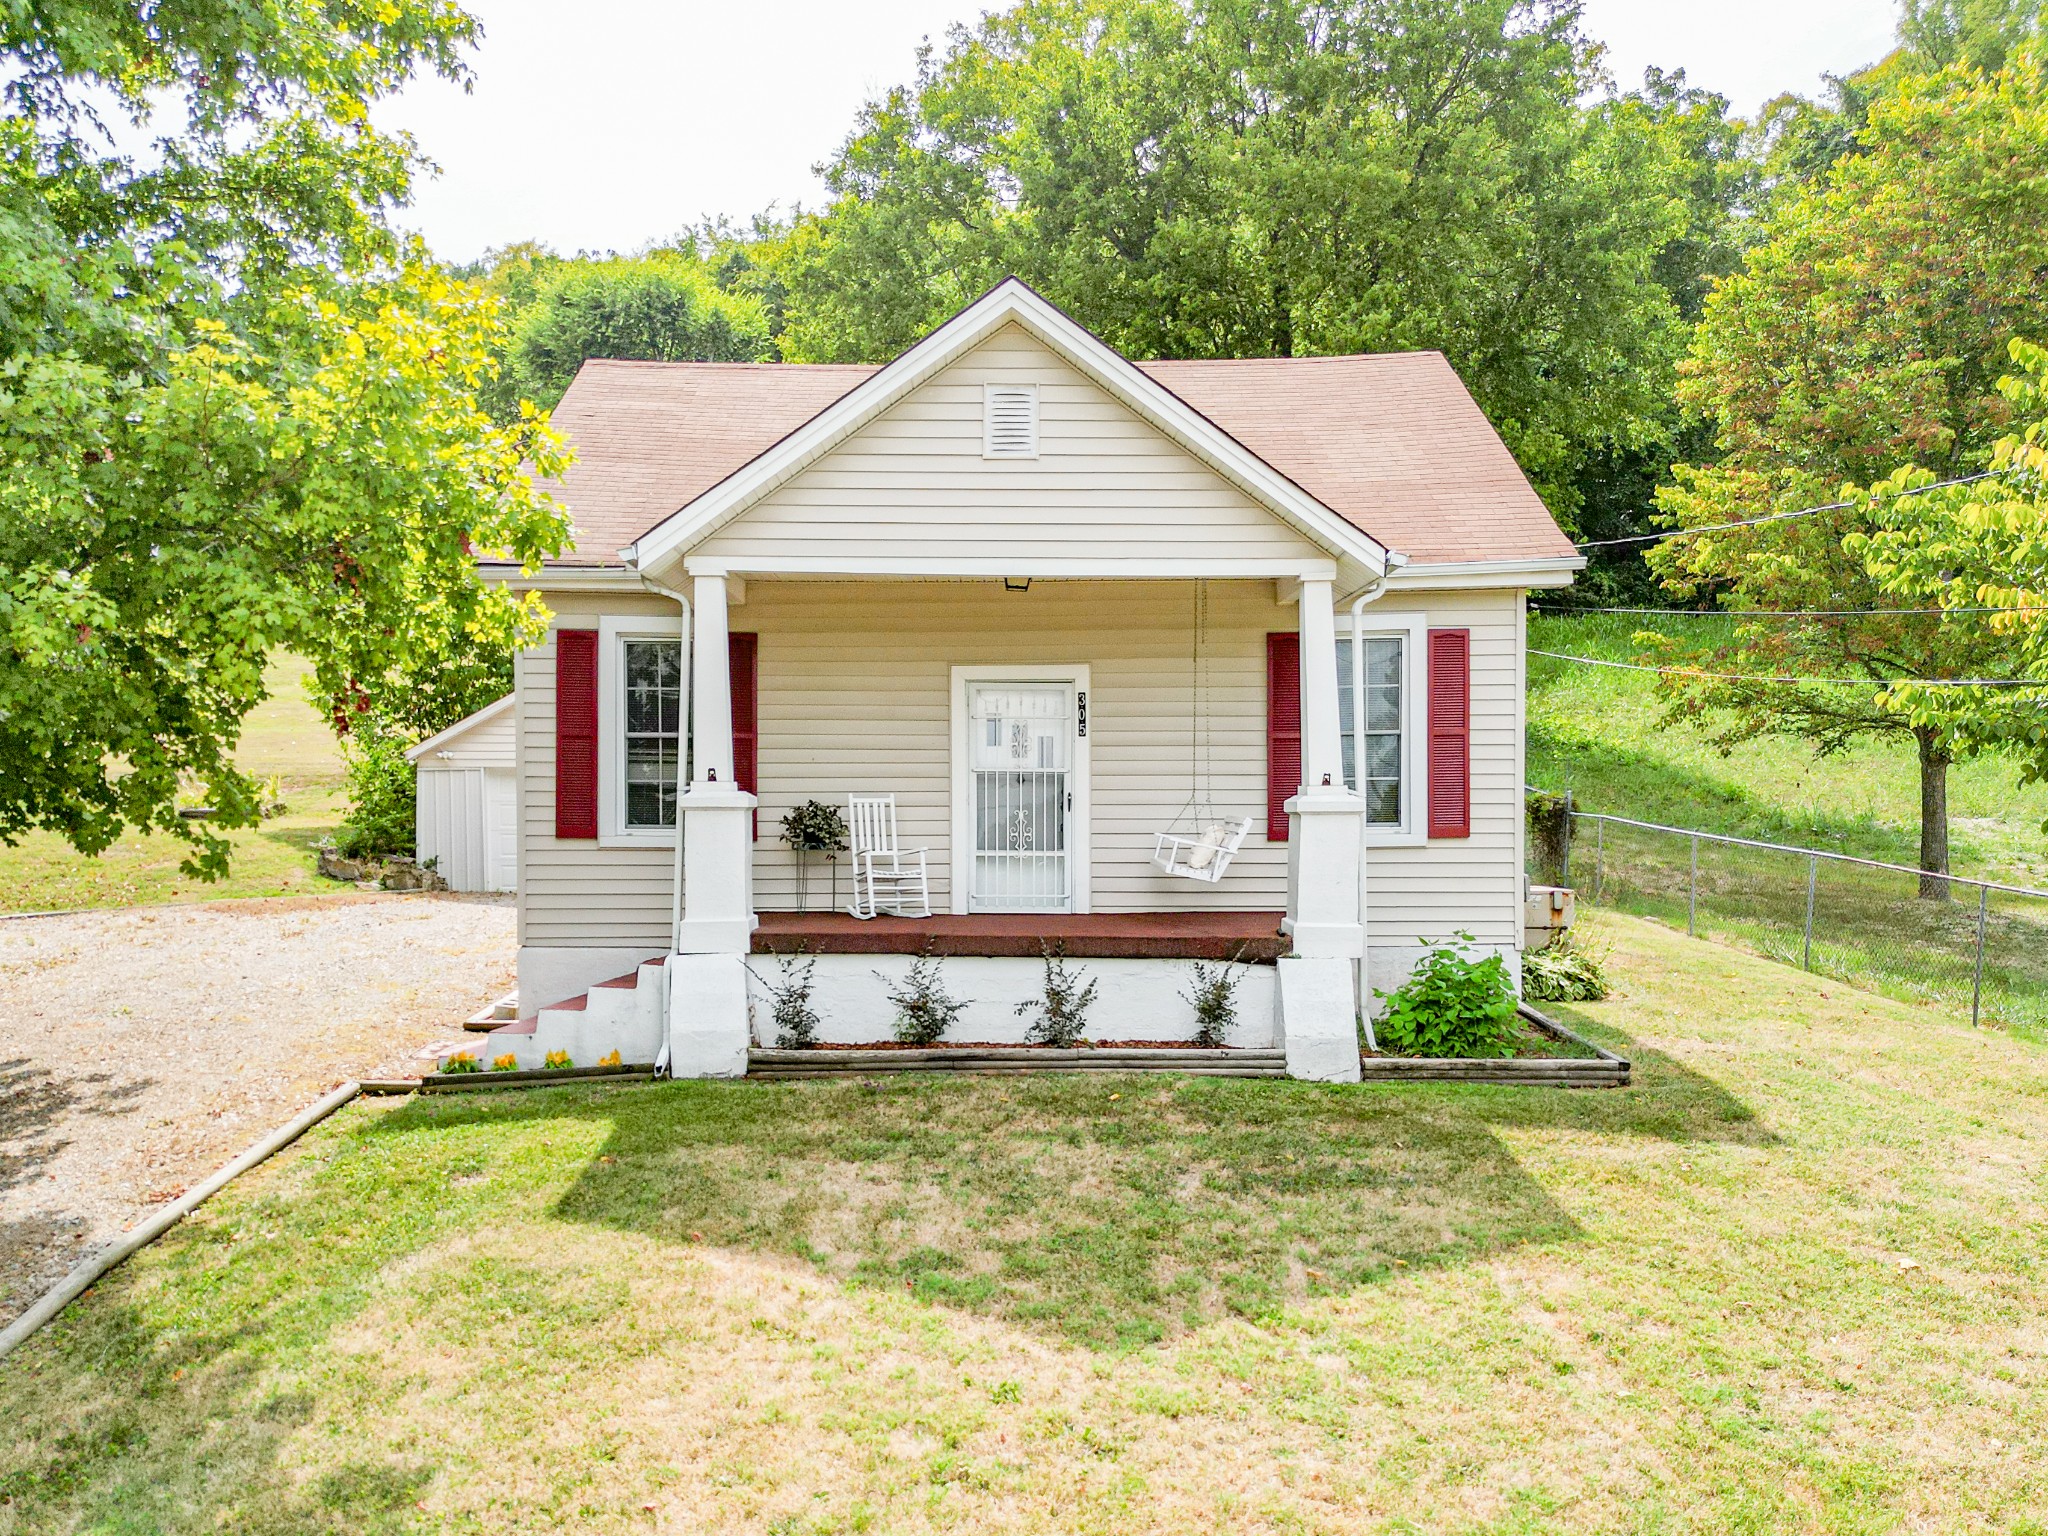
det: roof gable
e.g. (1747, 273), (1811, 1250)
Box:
(626, 279), (1389, 580)
(691, 323), (1329, 571)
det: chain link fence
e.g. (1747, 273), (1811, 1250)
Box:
(1531, 801), (2048, 1037)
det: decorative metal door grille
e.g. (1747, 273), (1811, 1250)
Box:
(968, 683), (1072, 911)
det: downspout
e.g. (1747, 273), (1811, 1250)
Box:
(1344, 551), (1409, 1052)
(637, 569), (692, 1077)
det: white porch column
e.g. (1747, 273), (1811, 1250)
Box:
(669, 571), (756, 1078)
(1280, 576), (1366, 1082)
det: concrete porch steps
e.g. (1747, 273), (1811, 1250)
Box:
(462, 963), (666, 1071)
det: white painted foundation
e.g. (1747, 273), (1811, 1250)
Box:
(741, 953), (1281, 1048)
(1363, 942), (1520, 1016)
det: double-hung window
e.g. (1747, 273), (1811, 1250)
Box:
(1334, 614), (1426, 841)
(622, 639), (684, 829)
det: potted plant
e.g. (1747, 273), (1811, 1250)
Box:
(780, 799), (849, 913)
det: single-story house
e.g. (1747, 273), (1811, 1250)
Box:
(474, 278), (1580, 1081)
(405, 695), (517, 893)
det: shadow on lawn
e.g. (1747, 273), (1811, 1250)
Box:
(398, 1018), (1766, 1353)
(0, 1028), (1761, 1533)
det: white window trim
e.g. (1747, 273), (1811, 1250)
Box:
(598, 612), (687, 848)
(949, 663), (1091, 915)
(982, 382), (1040, 459)
(1338, 610), (1429, 848)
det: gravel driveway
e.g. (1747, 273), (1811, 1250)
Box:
(0, 894), (514, 1328)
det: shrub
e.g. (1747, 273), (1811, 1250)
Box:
(544, 1050), (572, 1070)
(1181, 955), (1247, 1048)
(881, 950), (965, 1046)
(1521, 933), (1611, 1002)
(1015, 944), (1097, 1048)
(442, 1051), (480, 1074)
(334, 729), (416, 860)
(1373, 933), (1519, 1059)
(491, 1053), (517, 1071)
(751, 950), (821, 1048)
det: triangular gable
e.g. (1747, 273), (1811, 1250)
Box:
(624, 279), (1390, 579)
(405, 694), (515, 763)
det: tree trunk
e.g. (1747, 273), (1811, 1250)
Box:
(1916, 726), (1952, 902)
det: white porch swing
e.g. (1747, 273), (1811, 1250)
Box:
(1151, 580), (1255, 883)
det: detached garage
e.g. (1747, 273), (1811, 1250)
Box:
(406, 696), (517, 893)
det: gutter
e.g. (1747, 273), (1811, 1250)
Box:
(636, 569), (693, 1079)
(1346, 551), (1409, 1051)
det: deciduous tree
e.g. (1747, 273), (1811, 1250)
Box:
(1647, 52), (2048, 894)
(0, 0), (568, 878)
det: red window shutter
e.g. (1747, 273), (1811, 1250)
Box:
(1266, 631), (1301, 842)
(1427, 628), (1471, 839)
(554, 628), (599, 840)
(730, 632), (758, 840)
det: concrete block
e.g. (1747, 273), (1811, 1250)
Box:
(1278, 956), (1361, 1082)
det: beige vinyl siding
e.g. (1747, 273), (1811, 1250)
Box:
(1361, 588), (1523, 949)
(516, 579), (1526, 950)
(748, 578), (1289, 914)
(693, 325), (1324, 567)
(517, 592), (678, 951)
(426, 704), (514, 768)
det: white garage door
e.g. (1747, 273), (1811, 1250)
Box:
(417, 767), (517, 893)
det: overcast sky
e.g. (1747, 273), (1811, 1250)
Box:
(376, 0), (1902, 264)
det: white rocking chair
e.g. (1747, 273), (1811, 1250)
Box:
(846, 794), (932, 919)
(1151, 817), (1254, 883)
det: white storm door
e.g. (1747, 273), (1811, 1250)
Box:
(966, 681), (1076, 912)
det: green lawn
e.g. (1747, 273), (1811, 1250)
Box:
(0, 657), (349, 913)
(1529, 613), (2048, 888)
(5, 912), (2045, 1533)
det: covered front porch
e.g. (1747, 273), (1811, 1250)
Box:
(661, 562), (1372, 1080)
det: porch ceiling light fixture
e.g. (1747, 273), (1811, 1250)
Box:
(1004, 576), (1032, 592)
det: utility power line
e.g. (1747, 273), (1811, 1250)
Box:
(1574, 470), (2010, 552)
(1527, 648), (2048, 688)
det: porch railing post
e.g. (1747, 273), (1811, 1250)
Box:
(1803, 855), (1817, 971)
(1971, 883), (1990, 1028)
(1688, 833), (1698, 937)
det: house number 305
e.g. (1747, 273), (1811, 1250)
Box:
(1076, 691), (1087, 737)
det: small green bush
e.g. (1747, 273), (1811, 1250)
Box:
(881, 950), (965, 1046)
(334, 730), (415, 860)
(1521, 933), (1612, 1002)
(1372, 932), (1519, 1058)
(1016, 944), (1097, 1048)
(1181, 956), (1246, 1048)
(751, 949), (822, 1048)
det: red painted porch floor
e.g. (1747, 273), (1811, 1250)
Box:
(750, 910), (1289, 962)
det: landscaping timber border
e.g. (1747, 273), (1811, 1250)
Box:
(1355, 1004), (1630, 1087)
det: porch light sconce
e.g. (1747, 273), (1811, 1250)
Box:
(1003, 577), (1032, 592)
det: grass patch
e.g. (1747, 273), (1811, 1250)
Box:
(1529, 612), (2048, 886)
(5, 912), (2046, 1530)
(0, 657), (347, 914)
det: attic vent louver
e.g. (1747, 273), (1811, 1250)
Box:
(983, 384), (1039, 458)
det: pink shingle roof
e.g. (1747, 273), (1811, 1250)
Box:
(535, 352), (1573, 567)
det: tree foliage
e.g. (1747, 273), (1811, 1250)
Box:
(1855, 341), (2048, 804)
(0, 0), (568, 877)
(1645, 51), (2048, 888)
(755, 0), (1729, 521)
(492, 252), (772, 415)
